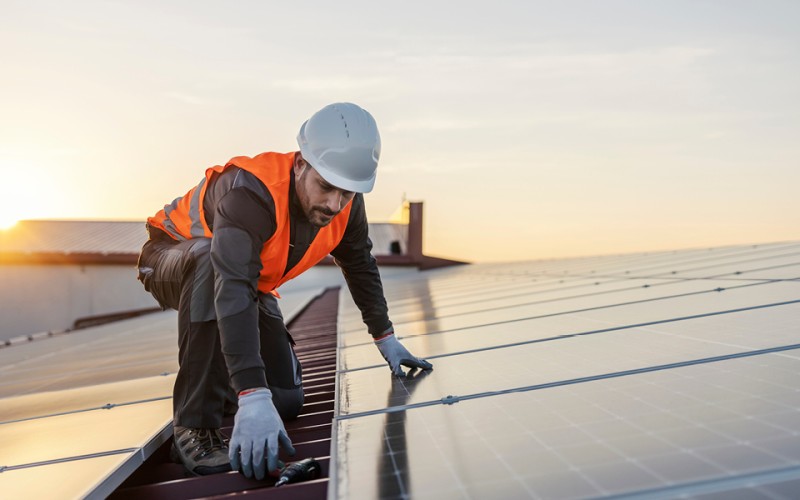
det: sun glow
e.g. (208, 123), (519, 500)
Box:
(0, 216), (19, 231)
(0, 159), (63, 229)
(0, 179), (27, 230)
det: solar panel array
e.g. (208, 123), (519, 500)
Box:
(2, 241), (799, 499)
(332, 242), (800, 499)
(0, 291), (315, 499)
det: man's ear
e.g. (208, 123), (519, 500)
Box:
(293, 154), (307, 179)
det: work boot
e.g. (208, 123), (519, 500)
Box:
(170, 426), (232, 475)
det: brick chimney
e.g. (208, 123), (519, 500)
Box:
(406, 202), (424, 263)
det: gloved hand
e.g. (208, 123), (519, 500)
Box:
(229, 388), (295, 480)
(374, 331), (433, 377)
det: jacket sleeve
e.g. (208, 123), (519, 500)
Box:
(330, 194), (393, 337)
(209, 170), (275, 393)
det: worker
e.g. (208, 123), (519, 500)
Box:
(136, 102), (432, 480)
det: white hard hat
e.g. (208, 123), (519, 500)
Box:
(297, 102), (381, 193)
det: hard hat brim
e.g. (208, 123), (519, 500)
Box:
(312, 160), (377, 194)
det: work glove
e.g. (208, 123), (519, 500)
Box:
(229, 388), (295, 480)
(374, 331), (433, 377)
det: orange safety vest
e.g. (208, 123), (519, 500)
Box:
(148, 152), (352, 295)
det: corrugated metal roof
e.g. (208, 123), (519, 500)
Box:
(0, 220), (147, 256)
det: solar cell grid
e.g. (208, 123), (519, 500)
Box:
(573, 244), (799, 278)
(0, 374), (174, 424)
(568, 280), (800, 326)
(332, 242), (800, 499)
(334, 350), (800, 499)
(339, 277), (655, 335)
(338, 319), (800, 416)
(0, 311), (178, 398)
(339, 278), (795, 349)
(339, 247), (800, 341)
(338, 292), (800, 378)
(339, 274), (570, 324)
(655, 256), (800, 280)
(0, 399), (171, 467)
(0, 453), (132, 500)
(486, 244), (800, 283)
(494, 243), (796, 278)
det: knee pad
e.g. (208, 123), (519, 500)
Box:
(270, 386), (305, 420)
(186, 239), (216, 322)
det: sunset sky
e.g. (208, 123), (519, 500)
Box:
(1, 1), (797, 262)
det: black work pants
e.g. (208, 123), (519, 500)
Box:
(137, 230), (303, 429)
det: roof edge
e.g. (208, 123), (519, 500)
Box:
(0, 252), (139, 266)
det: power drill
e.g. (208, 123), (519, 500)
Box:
(274, 457), (322, 487)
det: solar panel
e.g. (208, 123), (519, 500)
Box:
(1, 374), (174, 424)
(0, 288), (321, 498)
(334, 352), (800, 498)
(0, 311), (179, 399)
(0, 398), (173, 499)
(0, 399), (172, 467)
(337, 286), (800, 373)
(331, 242), (800, 499)
(1, 454), (133, 499)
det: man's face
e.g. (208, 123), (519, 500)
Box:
(293, 157), (356, 228)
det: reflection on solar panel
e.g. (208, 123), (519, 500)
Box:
(333, 242), (800, 499)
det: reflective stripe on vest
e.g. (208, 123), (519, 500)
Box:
(147, 152), (352, 294)
(149, 174), (217, 241)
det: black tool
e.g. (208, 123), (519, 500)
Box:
(274, 458), (322, 487)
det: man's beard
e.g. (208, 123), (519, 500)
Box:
(308, 206), (338, 227)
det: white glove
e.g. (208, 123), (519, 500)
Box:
(374, 332), (433, 377)
(229, 388), (295, 480)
